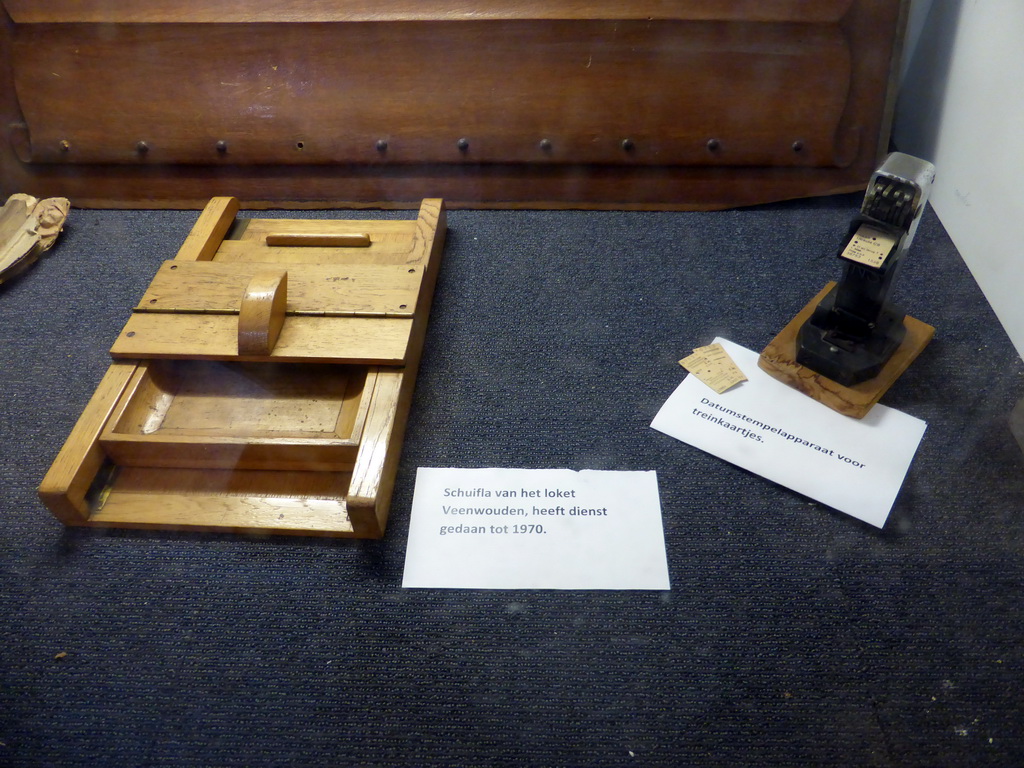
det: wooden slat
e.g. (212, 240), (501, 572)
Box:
(110, 313), (413, 364)
(215, 241), (418, 266)
(346, 369), (404, 538)
(264, 232), (370, 247)
(0, 163), (877, 211)
(99, 434), (359, 472)
(175, 196), (238, 261)
(3, 1), (855, 25)
(88, 467), (356, 535)
(37, 362), (138, 522)
(102, 466), (351, 495)
(135, 261), (419, 316)
(89, 494), (356, 535)
(346, 200), (447, 536)
(407, 199), (448, 348)
(237, 219), (417, 240)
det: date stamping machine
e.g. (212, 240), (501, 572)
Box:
(760, 153), (936, 417)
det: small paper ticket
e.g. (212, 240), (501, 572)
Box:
(841, 224), (897, 268)
(679, 343), (747, 394)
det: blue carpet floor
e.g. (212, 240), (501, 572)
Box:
(1, 196), (1022, 767)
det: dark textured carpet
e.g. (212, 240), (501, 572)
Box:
(2, 197), (1022, 767)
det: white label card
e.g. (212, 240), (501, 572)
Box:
(403, 468), (670, 590)
(651, 338), (926, 528)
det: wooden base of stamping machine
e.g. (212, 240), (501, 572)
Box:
(39, 197), (446, 537)
(758, 283), (934, 419)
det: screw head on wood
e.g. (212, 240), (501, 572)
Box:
(792, 140), (805, 152)
(216, 140), (228, 153)
(59, 139), (71, 152)
(376, 139), (388, 152)
(621, 138), (635, 151)
(706, 138), (720, 151)
(539, 138), (552, 151)
(136, 141), (150, 154)
(456, 137), (470, 151)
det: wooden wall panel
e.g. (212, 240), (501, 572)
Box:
(13, 22), (852, 168)
(3, 1), (856, 25)
(0, 0), (907, 209)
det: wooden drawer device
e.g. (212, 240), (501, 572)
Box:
(39, 197), (446, 537)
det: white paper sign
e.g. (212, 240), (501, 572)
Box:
(651, 338), (926, 528)
(403, 468), (670, 590)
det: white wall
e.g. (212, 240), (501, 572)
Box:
(893, 0), (1024, 359)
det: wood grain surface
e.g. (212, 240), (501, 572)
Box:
(110, 312), (414, 364)
(136, 261), (420, 316)
(37, 362), (139, 522)
(4, 1), (855, 25)
(758, 283), (935, 419)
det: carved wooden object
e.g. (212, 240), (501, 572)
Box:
(0, 193), (69, 283)
(39, 196), (447, 537)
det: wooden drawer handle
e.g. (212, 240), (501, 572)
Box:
(265, 233), (371, 247)
(238, 270), (288, 356)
